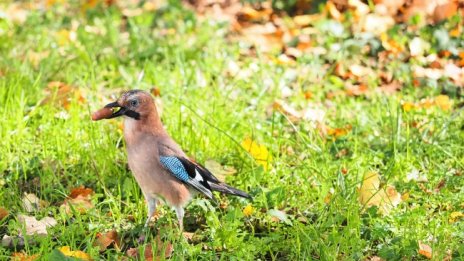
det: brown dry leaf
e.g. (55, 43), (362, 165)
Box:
(69, 186), (94, 199)
(18, 214), (57, 236)
(11, 252), (39, 261)
(418, 241), (433, 259)
(374, 0), (406, 16)
(127, 235), (173, 261)
(293, 14), (321, 27)
(61, 194), (94, 214)
(349, 64), (372, 78)
(59, 246), (92, 260)
(380, 33), (404, 54)
(346, 84), (369, 96)
(272, 100), (302, 122)
(433, 1), (458, 24)
(326, 1), (343, 21)
(94, 230), (120, 252)
(3, 3), (29, 24)
(236, 6), (272, 22)
(237, 23), (285, 53)
(205, 159), (237, 183)
(27, 51), (50, 69)
(22, 193), (48, 212)
(379, 81), (401, 94)
(360, 14), (395, 35)
(40, 81), (85, 110)
(359, 172), (402, 215)
(0, 207), (8, 220)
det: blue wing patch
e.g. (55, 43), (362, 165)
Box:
(159, 156), (190, 182)
(159, 156), (214, 200)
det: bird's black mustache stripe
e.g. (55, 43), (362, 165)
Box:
(124, 109), (140, 120)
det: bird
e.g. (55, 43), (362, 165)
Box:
(97, 90), (251, 230)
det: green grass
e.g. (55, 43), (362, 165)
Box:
(1, 1), (464, 260)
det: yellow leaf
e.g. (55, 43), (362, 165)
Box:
(402, 101), (416, 112)
(242, 204), (254, 217)
(12, 252), (39, 261)
(359, 172), (401, 215)
(59, 246), (92, 260)
(241, 137), (272, 170)
(434, 95), (451, 111)
(449, 211), (464, 223)
(418, 242), (432, 259)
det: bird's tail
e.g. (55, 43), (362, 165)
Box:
(209, 182), (252, 199)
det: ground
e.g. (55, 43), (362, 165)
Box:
(0, 1), (463, 260)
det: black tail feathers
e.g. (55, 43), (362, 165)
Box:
(209, 183), (252, 200)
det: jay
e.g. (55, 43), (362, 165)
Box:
(97, 90), (251, 230)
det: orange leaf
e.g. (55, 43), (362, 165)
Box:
(326, 1), (343, 21)
(61, 195), (94, 214)
(0, 207), (9, 220)
(418, 242), (432, 259)
(94, 230), (120, 252)
(11, 252), (39, 261)
(69, 186), (93, 199)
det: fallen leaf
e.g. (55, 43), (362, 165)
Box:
(11, 252), (39, 261)
(360, 14), (395, 35)
(61, 194), (94, 214)
(449, 211), (464, 223)
(94, 230), (120, 252)
(242, 204), (254, 217)
(405, 168), (428, 182)
(205, 159), (237, 183)
(241, 137), (272, 170)
(268, 209), (291, 225)
(402, 101), (417, 112)
(0, 207), (9, 220)
(18, 215), (57, 236)
(127, 235), (173, 261)
(40, 81), (86, 110)
(433, 1), (458, 24)
(59, 246), (92, 260)
(182, 232), (194, 241)
(409, 37), (429, 57)
(434, 95), (452, 111)
(21, 193), (48, 213)
(418, 241), (432, 259)
(359, 172), (402, 215)
(326, 1), (343, 21)
(327, 125), (351, 138)
(69, 186), (94, 199)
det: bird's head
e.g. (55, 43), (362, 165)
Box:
(104, 90), (156, 120)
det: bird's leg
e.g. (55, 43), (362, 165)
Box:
(138, 197), (157, 244)
(174, 207), (184, 231)
(144, 197), (158, 228)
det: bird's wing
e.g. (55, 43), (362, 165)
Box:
(159, 156), (214, 200)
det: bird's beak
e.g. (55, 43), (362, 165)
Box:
(104, 101), (126, 119)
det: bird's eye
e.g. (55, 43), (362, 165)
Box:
(129, 99), (139, 107)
